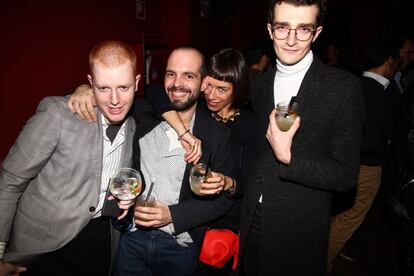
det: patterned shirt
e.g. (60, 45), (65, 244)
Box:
(138, 117), (195, 246)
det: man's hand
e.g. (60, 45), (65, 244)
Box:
(107, 195), (135, 220)
(199, 172), (227, 195)
(0, 261), (26, 276)
(134, 201), (172, 228)
(179, 132), (202, 165)
(67, 84), (96, 122)
(266, 109), (300, 164)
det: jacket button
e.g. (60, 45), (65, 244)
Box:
(89, 206), (96, 212)
(256, 177), (263, 183)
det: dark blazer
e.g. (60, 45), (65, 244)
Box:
(398, 82), (414, 171)
(239, 57), (364, 275)
(132, 100), (235, 248)
(360, 76), (400, 166)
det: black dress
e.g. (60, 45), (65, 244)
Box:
(145, 85), (259, 275)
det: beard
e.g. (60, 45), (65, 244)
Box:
(167, 85), (199, 111)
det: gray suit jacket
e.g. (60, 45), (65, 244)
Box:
(0, 96), (135, 264)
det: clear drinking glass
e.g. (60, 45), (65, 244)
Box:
(189, 163), (211, 196)
(109, 168), (142, 200)
(136, 194), (157, 207)
(275, 101), (298, 131)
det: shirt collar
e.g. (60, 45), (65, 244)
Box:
(101, 114), (127, 137)
(362, 71), (390, 89)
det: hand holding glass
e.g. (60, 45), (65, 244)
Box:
(190, 163), (211, 195)
(109, 168), (142, 200)
(275, 101), (298, 131)
(136, 194), (156, 207)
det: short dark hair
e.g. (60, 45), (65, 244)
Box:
(247, 40), (272, 66)
(207, 48), (250, 109)
(174, 46), (207, 78)
(268, 0), (328, 27)
(363, 38), (400, 70)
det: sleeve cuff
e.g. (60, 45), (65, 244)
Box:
(0, 241), (6, 260)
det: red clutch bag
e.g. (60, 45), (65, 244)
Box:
(198, 229), (239, 270)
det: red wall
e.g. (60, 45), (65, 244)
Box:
(0, 0), (267, 159)
(0, 0), (195, 159)
(0, 0), (139, 159)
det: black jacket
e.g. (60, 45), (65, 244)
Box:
(239, 57), (364, 275)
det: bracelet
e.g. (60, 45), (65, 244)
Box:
(226, 178), (235, 193)
(177, 129), (190, 140)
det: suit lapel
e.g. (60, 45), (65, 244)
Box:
(120, 116), (135, 168)
(251, 68), (276, 136)
(263, 67), (277, 113)
(178, 106), (211, 201)
(295, 58), (321, 115)
(91, 112), (104, 195)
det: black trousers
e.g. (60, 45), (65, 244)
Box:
(23, 217), (111, 276)
(240, 204), (262, 276)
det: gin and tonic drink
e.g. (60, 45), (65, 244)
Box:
(190, 163), (211, 196)
(109, 168), (142, 200)
(275, 101), (298, 131)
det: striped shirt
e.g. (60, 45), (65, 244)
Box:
(93, 114), (126, 218)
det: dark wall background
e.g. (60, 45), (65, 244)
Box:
(0, 0), (412, 159)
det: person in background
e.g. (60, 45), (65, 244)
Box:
(246, 40), (273, 78)
(396, 79), (414, 275)
(238, 0), (364, 274)
(387, 35), (414, 197)
(324, 38), (362, 76)
(327, 37), (401, 272)
(0, 40), (139, 276)
(394, 35), (414, 93)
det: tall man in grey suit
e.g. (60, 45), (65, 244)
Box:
(0, 40), (140, 275)
(239, 0), (364, 275)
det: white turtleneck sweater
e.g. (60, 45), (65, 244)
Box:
(273, 50), (313, 106)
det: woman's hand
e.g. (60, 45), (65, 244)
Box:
(198, 172), (231, 195)
(179, 132), (202, 165)
(67, 84), (96, 122)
